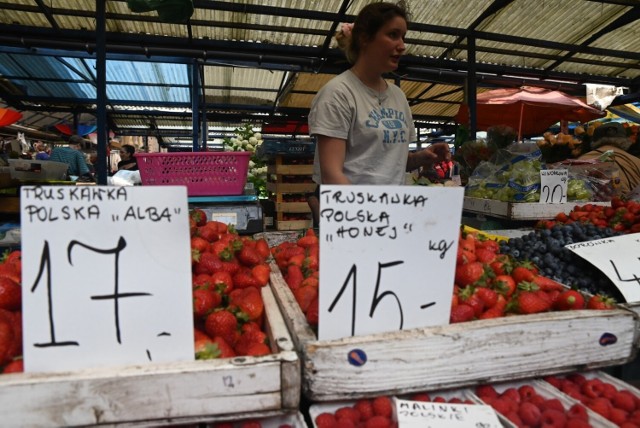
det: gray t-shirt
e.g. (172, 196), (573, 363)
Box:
(309, 69), (417, 185)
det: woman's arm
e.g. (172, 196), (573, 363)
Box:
(317, 134), (351, 184)
(406, 142), (451, 171)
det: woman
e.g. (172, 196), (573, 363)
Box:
(117, 144), (139, 171)
(308, 1), (450, 224)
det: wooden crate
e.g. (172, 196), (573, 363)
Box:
(268, 263), (640, 402)
(0, 287), (301, 427)
(463, 197), (611, 221)
(275, 219), (313, 231)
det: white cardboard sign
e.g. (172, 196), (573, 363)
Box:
(539, 169), (568, 204)
(20, 185), (195, 372)
(566, 232), (640, 302)
(318, 185), (464, 341)
(395, 399), (502, 428)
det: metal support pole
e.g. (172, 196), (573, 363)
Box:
(95, 0), (107, 184)
(191, 60), (200, 152)
(467, 35), (477, 140)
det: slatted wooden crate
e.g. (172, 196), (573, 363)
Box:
(268, 263), (640, 402)
(0, 286), (300, 427)
(463, 197), (611, 220)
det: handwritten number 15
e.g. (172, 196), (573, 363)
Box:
(328, 261), (404, 336)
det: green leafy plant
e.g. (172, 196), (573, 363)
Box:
(222, 124), (268, 198)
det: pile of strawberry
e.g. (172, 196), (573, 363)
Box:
(271, 229), (319, 326)
(189, 209), (273, 359)
(476, 383), (596, 427)
(314, 395), (396, 428)
(451, 231), (614, 323)
(0, 249), (23, 374)
(543, 373), (640, 426)
(536, 197), (640, 233)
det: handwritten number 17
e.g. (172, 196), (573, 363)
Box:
(328, 261), (404, 336)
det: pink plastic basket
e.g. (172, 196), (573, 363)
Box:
(135, 152), (251, 196)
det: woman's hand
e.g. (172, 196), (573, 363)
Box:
(407, 142), (451, 171)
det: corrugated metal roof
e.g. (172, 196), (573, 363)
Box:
(0, 0), (638, 144)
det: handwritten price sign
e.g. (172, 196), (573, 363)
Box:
(566, 233), (640, 302)
(317, 185), (464, 341)
(539, 169), (568, 204)
(20, 186), (194, 372)
(395, 399), (502, 428)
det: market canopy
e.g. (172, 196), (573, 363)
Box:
(607, 103), (640, 124)
(0, 108), (22, 127)
(455, 86), (606, 140)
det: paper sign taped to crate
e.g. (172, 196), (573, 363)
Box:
(540, 169), (568, 203)
(210, 212), (238, 226)
(566, 232), (640, 302)
(318, 185), (464, 341)
(395, 399), (502, 428)
(20, 186), (194, 372)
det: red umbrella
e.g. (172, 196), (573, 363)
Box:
(455, 86), (605, 140)
(0, 108), (22, 127)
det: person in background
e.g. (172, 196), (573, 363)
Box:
(34, 141), (50, 160)
(50, 134), (91, 178)
(307, 1), (451, 225)
(579, 122), (640, 197)
(117, 144), (138, 171)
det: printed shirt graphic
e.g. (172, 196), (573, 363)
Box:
(310, 70), (416, 185)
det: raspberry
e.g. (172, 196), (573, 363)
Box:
(315, 412), (337, 428)
(354, 399), (374, 421)
(565, 418), (592, 428)
(540, 409), (567, 428)
(543, 375), (563, 389)
(540, 398), (565, 413)
(490, 397), (512, 415)
(613, 390), (638, 413)
(587, 397), (613, 419)
(410, 392), (431, 402)
(475, 384), (499, 400)
(365, 415), (391, 428)
(501, 388), (521, 403)
(610, 407), (630, 425)
(335, 419), (356, 428)
(567, 403), (589, 421)
(372, 396), (393, 418)
(518, 385), (536, 401)
(335, 407), (361, 424)
(581, 378), (604, 398)
(518, 401), (541, 426)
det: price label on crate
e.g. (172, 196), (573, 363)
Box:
(318, 185), (464, 341)
(566, 232), (640, 302)
(395, 399), (502, 428)
(20, 186), (195, 372)
(539, 169), (568, 204)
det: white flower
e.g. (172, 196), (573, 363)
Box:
(254, 132), (262, 140)
(230, 137), (239, 145)
(246, 143), (254, 151)
(249, 136), (257, 144)
(249, 160), (256, 168)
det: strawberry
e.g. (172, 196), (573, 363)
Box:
(554, 289), (585, 311)
(191, 236), (210, 253)
(285, 264), (304, 291)
(514, 289), (550, 314)
(2, 358), (23, 374)
(493, 274), (516, 297)
(197, 225), (221, 243)
(297, 231), (319, 249)
(0, 310), (17, 365)
(0, 263), (20, 284)
(255, 239), (270, 260)
(234, 328), (267, 356)
(219, 260), (241, 276)
(449, 304), (475, 323)
(238, 246), (262, 267)
(204, 310), (238, 346)
(457, 248), (477, 264)
(230, 286), (264, 322)
(371, 396), (393, 418)
(211, 271), (233, 294)
(455, 262), (486, 287)
(511, 264), (537, 284)
(294, 285), (318, 313)
(475, 287), (498, 308)
(194, 336), (222, 360)
(306, 297), (319, 326)
(475, 248), (497, 264)
(531, 275), (565, 292)
(245, 342), (270, 357)
(194, 252), (222, 275)
(193, 288), (221, 318)
(233, 269), (260, 289)
(189, 208), (207, 227)
(586, 294), (616, 310)
(0, 277), (21, 311)
(251, 264), (271, 287)
(211, 336), (236, 358)
(458, 287), (485, 317)
(489, 256), (512, 276)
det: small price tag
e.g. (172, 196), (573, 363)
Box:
(539, 169), (568, 204)
(318, 185), (464, 341)
(395, 398), (502, 428)
(20, 186), (195, 372)
(566, 233), (640, 302)
(210, 212), (238, 226)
